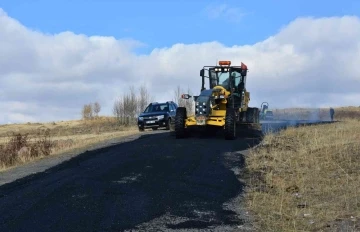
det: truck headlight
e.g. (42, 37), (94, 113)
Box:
(138, 117), (143, 120)
(157, 115), (164, 120)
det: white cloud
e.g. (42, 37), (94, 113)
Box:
(0, 8), (360, 123)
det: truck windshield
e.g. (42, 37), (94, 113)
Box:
(144, 103), (168, 113)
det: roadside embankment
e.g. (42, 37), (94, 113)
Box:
(244, 117), (360, 231)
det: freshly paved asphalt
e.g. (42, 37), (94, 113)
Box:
(0, 129), (262, 232)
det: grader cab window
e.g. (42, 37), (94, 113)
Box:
(209, 68), (230, 89)
(218, 72), (230, 87)
(208, 68), (244, 90)
(231, 70), (242, 86)
(209, 69), (217, 88)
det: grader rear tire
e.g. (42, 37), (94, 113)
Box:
(224, 108), (236, 140)
(253, 108), (260, 123)
(246, 107), (255, 123)
(175, 107), (187, 139)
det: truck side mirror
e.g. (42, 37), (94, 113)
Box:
(181, 94), (191, 99)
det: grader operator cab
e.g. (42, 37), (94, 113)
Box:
(175, 60), (260, 140)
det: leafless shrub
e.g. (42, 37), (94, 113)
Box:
(0, 129), (55, 168)
(33, 129), (54, 156)
(0, 133), (29, 166)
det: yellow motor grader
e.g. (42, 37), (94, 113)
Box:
(175, 60), (260, 140)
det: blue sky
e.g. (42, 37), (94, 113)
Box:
(1, 0), (360, 122)
(1, 0), (360, 53)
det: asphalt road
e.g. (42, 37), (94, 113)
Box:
(0, 129), (262, 232)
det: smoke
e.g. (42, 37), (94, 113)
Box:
(260, 107), (334, 135)
(308, 108), (321, 122)
(273, 108), (332, 122)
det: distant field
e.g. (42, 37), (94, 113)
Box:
(245, 106), (360, 231)
(0, 117), (138, 171)
(269, 106), (360, 121)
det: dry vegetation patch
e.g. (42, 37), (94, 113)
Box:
(0, 117), (138, 171)
(245, 108), (360, 231)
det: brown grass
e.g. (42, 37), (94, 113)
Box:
(0, 117), (138, 171)
(245, 107), (360, 231)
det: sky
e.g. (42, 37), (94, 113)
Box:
(0, 0), (360, 123)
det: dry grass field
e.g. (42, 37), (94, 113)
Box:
(245, 107), (360, 231)
(0, 117), (139, 171)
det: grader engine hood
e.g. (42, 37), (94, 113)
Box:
(195, 86), (230, 116)
(195, 89), (213, 116)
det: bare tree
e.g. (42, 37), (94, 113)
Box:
(137, 84), (151, 115)
(112, 85), (139, 125)
(87, 104), (93, 119)
(93, 102), (101, 118)
(81, 104), (93, 120)
(173, 85), (194, 114)
(184, 86), (194, 115)
(122, 86), (138, 118)
(111, 84), (154, 125)
(112, 98), (124, 119)
(81, 105), (87, 120)
(173, 85), (186, 107)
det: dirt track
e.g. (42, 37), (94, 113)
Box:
(0, 129), (262, 232)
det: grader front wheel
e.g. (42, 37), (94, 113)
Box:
(224, 108), (236, 140)
(246, 107), (260, 123)
(175, 107), (187, 139)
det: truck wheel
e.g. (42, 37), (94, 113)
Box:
(224, 108), (236, 140)
(166, 118), (171, 130)
(175, 107), (187, 138)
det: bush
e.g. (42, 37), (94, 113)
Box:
(0, 129), (55, 168)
